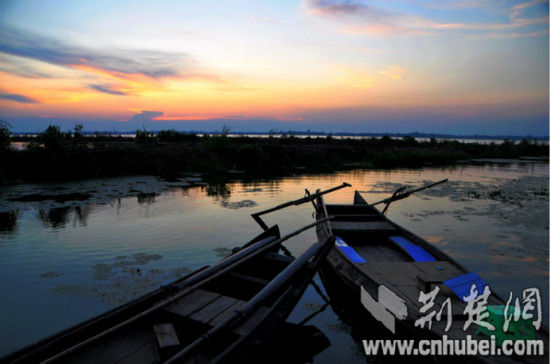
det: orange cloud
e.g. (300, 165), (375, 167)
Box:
(153, 115), (230, 121)
(379, 66), (407, 80)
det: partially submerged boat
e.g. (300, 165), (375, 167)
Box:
(3, 224), (334, 364)
(314, 183), (548, 363)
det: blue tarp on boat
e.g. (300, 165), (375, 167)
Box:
(443, 272), (487, 302)
(335, 236), (366, 263)
(389, 236), (436, 262)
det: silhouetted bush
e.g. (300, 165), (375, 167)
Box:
(157, 129), (198, 143)
(37, 125), (66, 151)
(0, 119), (11, 151)
(73, 124), (84, 145)
(402, 136), (418, 146)
(135, 129), (156, 144)
(0, 126), (547, 184)
(379, 135), (393, 146)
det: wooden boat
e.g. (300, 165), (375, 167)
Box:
(314, 188), (548, 363)
(3, 224), (334, 364)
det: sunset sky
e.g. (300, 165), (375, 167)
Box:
(0, 0), (548, 135)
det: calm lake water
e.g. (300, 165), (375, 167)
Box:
(0, 161), (548, 361)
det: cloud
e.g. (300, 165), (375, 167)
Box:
(305, 0), (549, 38)
(0, 91), (38, 103)
(470, 29), (549, 40)
(128, 110), (164, 123)
(511, 0), (547, 18)
(305, 0), (436, 35)
(88, 84), (127, 96)
(379, 65), (407, 80)
(419, 0), (493, 10)
(306, 0), (384, 17)
(0, 54), (51, 78)
(435, 16), (548, 30)
(0, 26), (215, 80)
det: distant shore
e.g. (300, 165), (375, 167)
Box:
(10, 130), (549, 143)
(1, 129), (548, 184)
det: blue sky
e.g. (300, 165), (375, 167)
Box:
(0, 0), (548, 135)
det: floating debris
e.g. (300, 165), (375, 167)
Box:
(111, 253), (163, 268)
(92, 263), (115, 280)
(169, 267), (192, 277)
(39, 271), (63, 278)
(54, 262), (193, 305)
(220, 199), (257, 209)
(213, 247), (233, 258)
(0, 175), (203, 214)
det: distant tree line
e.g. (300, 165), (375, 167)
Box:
(0, 121), (547, 184)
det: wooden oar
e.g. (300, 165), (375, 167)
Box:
(251, 182), (351, 230)
(361, 179), (448, 214)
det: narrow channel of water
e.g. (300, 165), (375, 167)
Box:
(0, 161), (547, 361)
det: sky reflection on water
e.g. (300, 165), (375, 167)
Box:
(0, 162), (548, 361)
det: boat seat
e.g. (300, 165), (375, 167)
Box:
(331, 221), (396, 232)
(325, 204), (379, 215)
(164, 289), (248, 326)
(335, 236), (366, 263)
(389, 236), (436, 262)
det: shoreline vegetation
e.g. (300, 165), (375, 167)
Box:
(1, 123), (548, 184)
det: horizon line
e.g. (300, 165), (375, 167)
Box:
(10, 130), (549, 140)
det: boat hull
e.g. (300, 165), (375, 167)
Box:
(314, 191), (548, 364)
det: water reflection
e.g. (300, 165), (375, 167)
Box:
(136, 192), (157, 205)
(0, 211), (18, 233)
(0, 162), (547, 362)
(37, 206), (90, 229)
(204, 183), (231, 201)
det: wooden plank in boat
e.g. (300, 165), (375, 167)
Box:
(413, 261), (463, 282)
(68, 326), (158, 364)
(393, 284), (458, 320)
(377, 244), (411, 261)
(117, 341), (160, 364)
(393, 284), (423, 309)
(354, 245), (387, 261)
(354, 242), (432, 262)
(331, 221), (395, 232)
(357, 262), (422, 286)
(153, 323), (180, 348)
(164, 289), (221, 317)
(233, 305), (271, 336)
(208, 300), (247, 327)
(191, 295), (241, 323)
(228, 272), (270, 286)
